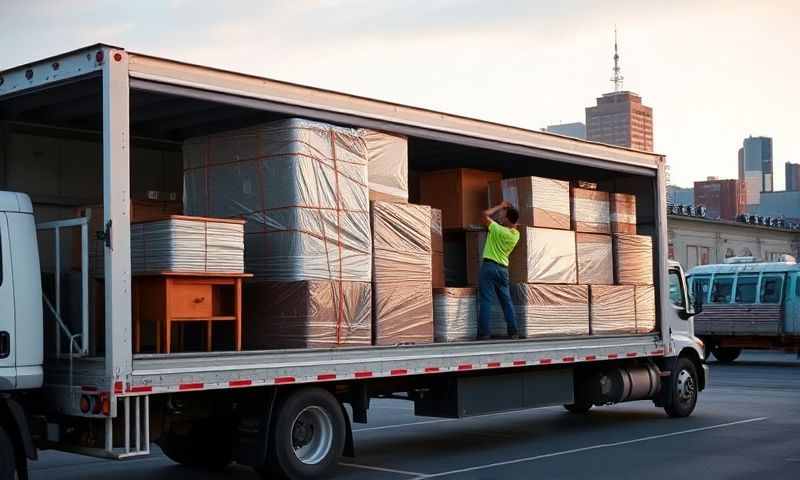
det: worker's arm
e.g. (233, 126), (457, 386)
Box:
(482, 201), (510, 226)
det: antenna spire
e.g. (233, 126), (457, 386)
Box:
(611, 27), (624, 91)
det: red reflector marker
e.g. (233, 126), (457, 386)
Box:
(274, 376), (295, 384)
(127, 385), (153, 393)
(229, 379), (252, 388)
(608, 353), (619, 359)
(513, 360), (526, 366)
(487, 362), (501, 368)
(457, 364), (473, 370)
(585, 355), (597, 361)
(424, 367), (440, 373)
(179, 383), (204, 391)
(354, 371), (373, 378)
(390, 369), (408, 376)
(539, 358), (552, 364)
(562, 356), (575, 362)
(317, 373), (337, 381)
(626, 352), (638, 357)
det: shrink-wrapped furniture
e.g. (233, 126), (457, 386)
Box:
(431, 208), (445, 288)
(419, 168), (502, 230)
(359, 129), (409, 203)
(433, 288), (477, 342)
(613, 234), (654, 285)
(575, 233), (613, 285)
(610, 193), (637, 234)
(635, 285), (657, 333)
(488, 176), (571, 229)
(490, 284), (590, 337)
(183, 118), (371, 282)
(243, 280), (372, 349)
(509, 227), (577, 284)
(371, 201), (434, 345)
(571, 188), (610, 233)
(589, 285), (637, 334)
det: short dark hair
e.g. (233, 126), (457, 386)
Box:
(505, 207), (519, 224)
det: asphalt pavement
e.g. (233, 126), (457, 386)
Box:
(30, 350), (800, 479)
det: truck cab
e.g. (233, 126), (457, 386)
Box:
(0, 191), (44, 392)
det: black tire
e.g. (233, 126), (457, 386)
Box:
(0, 427), (17, 480)
(712, 347), (741, 363)
(159, 418), (233, 470)
(663, 357), (699, 418)
(563, 402), (593, 414)
(261, 387), (346, 480)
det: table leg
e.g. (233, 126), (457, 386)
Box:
(235, 278), (242, 351)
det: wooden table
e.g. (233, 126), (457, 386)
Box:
(133, 272), (252, 354)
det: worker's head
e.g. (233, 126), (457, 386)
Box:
(503, 206), (519, 227)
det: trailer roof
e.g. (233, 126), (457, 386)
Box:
(1, 44), (665, 173)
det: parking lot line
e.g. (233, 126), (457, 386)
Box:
(409, 417), (768, 479)
(340, 462), (426, 477)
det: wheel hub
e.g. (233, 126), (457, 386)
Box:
(676, 369), (696, 404)
(290, 406), (333, 465)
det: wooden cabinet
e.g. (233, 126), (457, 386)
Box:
(133, 272), (251, 353)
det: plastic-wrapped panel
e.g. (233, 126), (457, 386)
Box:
(575, 233), (613, 285)
(433, 288), (477, 343)
(571, 188), (610, 233)
(243, 280), (372, 349)
(509, 228), (577, 284)
(610, 193), (637, 234)
(359, 129), (408, 203)
(488, 177), (571, 230)
(183, 118), (371, 282)
(590, 285), (636, 334)
(613, 234), (654, 285)
(635, 285), (657, 333)
(490, 284), (590, 337)
(371, 201), (433, 345)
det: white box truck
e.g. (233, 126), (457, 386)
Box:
(0, 44), (707, 480)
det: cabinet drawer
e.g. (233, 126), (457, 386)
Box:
(170, 283), (213, 318)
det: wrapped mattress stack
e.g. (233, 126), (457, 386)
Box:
(490, 284), (590, 337)
(433, 288), (477, 343)
(184, 118), (373, 348)
(371, 201), (434, 345)
(575, 233), (613, 285)
(509, 227), (577, 284)
(131, 216), (245, 273)
(589, 285), (636, 334)
(571, 188), (610, 233)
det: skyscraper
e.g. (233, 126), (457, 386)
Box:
(585, 29), (654, 151)
(786, 162), (800, 191)
(738, 136), (773, 210)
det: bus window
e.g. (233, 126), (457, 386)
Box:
(796, 275), (800, 297)
(734, 275), (758, 303)
(689, 276), (711, 305)
(759, 275), (784, 304)
(710, 275), (734, 303)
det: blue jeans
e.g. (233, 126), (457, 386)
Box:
(477, 260), (517, 338)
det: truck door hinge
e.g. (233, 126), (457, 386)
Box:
(97, 219), (112, 249)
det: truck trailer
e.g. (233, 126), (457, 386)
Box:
(0, 44), (707, 479)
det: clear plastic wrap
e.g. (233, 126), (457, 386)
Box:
(509, 227), (577, 284)
(131, 216), (244, 273)
(371, 201), (433, 345)
(490, 284), (590, 337)
(433, 288), (477, 342)
(571, 188), (611, 233)
(575, 233), (613, 285)
(488, 177), (571, 229)
(243, 280), (372, 349)
(431, 208), (445, 288)
(613, 234), (654, 285)
(183, 118), (371, 282)
(359, 129), (408, 203)
(634, 285), (657, 333)
(590, 285), (637, 334)
(610, 193), (637, 234)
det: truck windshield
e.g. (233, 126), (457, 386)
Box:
(710, 275), (734, 304)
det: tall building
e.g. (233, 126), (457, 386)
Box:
(585, 30), (654, 151)
(545, 122), (586, 139)
(693, 177), (744, 220)
(786, 162), (800, 191)
(738, 135), (773, 210)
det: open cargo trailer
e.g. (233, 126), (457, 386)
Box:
(0, 45), (707, 479)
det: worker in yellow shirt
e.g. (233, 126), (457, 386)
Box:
(478, 201), (521, 340)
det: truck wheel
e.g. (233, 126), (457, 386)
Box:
(0, 427), (18, 480)
(712, 347), (741, 363)
(663, 357), (698, 418)
(159, 418), (233, 470)
(261, 387), (345, 479)
(563, 402), (592, 414)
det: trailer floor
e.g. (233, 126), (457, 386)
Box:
(31, 351), (800, 480)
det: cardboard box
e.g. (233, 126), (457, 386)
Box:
(360, 129), (409, 204)
(431, 208), (445, 288)
(610, 193), (637, 234)
(590, 285), (636, 335)
(433, 288), (477, 343)
(419, 168), (502, 230)
(575, 233), (613, 285)
(371, 201), (434, 345)
(571, 188), (610, 233)
(489, 284), (590, 337)
(613, 234), (654, 285)
(244, 280), (372, 349)
(488, 176), (571, 230)
(509, 227), (577, 284)
(635, 285), (657, 333)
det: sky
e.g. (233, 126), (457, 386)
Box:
(1, 0), (798, 188)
